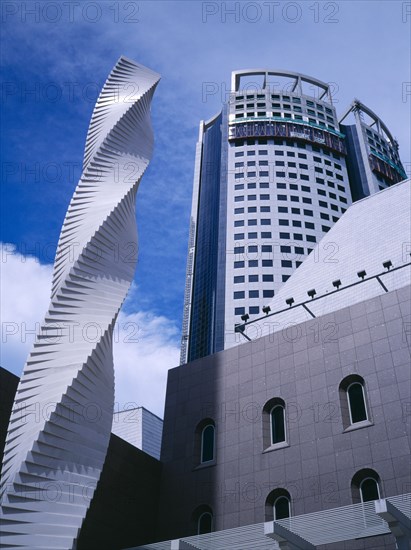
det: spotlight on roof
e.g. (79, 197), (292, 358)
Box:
(262, 305), (271, 315)
(357, 270), (367, 280)
(332, 279), (342, 289)
(285, 297), (294, 307)
(383, 260), (393, 271)
(241, 313), (250, 322)
(307, 289), (316, 299)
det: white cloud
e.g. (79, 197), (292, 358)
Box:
(0, 243), (179, 418)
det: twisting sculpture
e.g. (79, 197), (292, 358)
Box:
(0, 57), (160, 549)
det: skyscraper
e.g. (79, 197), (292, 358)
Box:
(181, 70), (405, 364)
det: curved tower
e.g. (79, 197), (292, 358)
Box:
(0, 57), (160, 549)
(181, 70), (406, 363)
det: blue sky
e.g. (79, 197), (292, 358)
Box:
(1, 0), (410, 414)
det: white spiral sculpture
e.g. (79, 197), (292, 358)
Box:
(0, 57), (160, 549)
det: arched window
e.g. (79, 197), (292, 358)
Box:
(351, 469), (381, 504)
(263, 398), (287, 450)
(273, 495), (290, 520)
(347, 382), (368, 424)
(198, 511), (213, 534)
(265, 489), (291, 522)
(201, 424), (215, 463)
(192, 505), (213, 535)
(194, 418), (216, 466)
(339, 375), (370, 429)
(270, 405), (286, 445)
(360, 478), (380, 503)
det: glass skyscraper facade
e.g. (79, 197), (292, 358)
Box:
(181, 70), (406, 364)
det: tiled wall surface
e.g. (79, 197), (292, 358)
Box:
(158, 285), (411, 546)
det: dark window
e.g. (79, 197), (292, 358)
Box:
(262, 274), (274, 282)
(249, 274), (259, 282)
(360, 478), (380, 502)
(249, 290), (259, 298)
(348, 383), (368, 423)
(249, 306), (260, 314)
(201, 425), (215, 463)
(263, 290), (274, 298)
(198, 512), (213, 534)
(235, 307), (245, 315)
(234, 276), (245, 283)
(234, 291), (245, 299)
(274, 496), (290, 520)
(271, 405), (286, 444)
